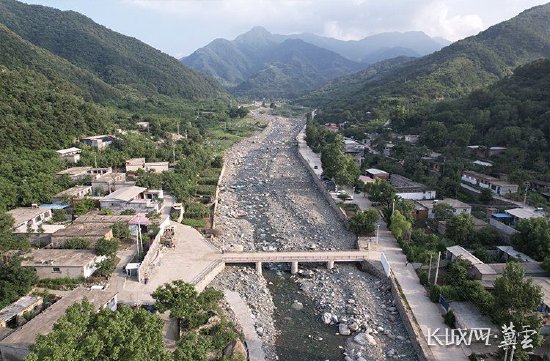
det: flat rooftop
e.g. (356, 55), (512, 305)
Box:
(7, 207), (50, 226)
(0, 289), (117, 349)
(0, 296), (43, 323)
(53, 186), (91, 198)
(446, 245), (483, 265)
(56, 166), (92, 176)
(51, 222), (112, 239)
(73, 213), (134, 225)
(505, 208), (545, 220)
(101, 186), (146, 202)
(93, 172), (126, 182)
(21, 249), (99, 267)
(496, 246), (536, 262)
(365, 168), (388, 175)
(417, 198), (471, 210)
(56, 147), (81, 155)
(488, 262), (545, 276)
(390, 174), (428, 191)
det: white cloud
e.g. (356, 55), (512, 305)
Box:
(413, 1), (485, 41)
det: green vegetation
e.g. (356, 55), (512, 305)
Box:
(513, 217), (550, 261)
(94, 238), (120, 257)
(152, 281), (242, 360)
(37, 277), (84, 290)
(0, 257), (38, 308)
(349, 208), (379, 236)
(389, 210), (412, 241)
(182, 218), (207, 228)
(26, 301), (170, 361)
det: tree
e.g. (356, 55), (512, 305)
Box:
(94, 238), (119, 257)
(26, 301), (169, 361)
(152, 281), (223, 330)
(479, 188), (493, 203)
(349, 208), (379, 235)
(0, 258), (38, 308)
(433, 203), (454, 221)
(364, 179), (397, 208)
(446, 214), (474, 245)
(111, 222), (130, 240)
(62, 238), (91, 249)
(491, 263), (543, 357)
(74, 198), (95, 216)
(389, 210), (412, 241)
(512, 217), (550, 261)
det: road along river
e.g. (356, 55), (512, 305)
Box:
(210, 110), (416, 361)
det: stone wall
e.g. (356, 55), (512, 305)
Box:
(294, 134), (349, 227)
(211, 163), (227, 230)
(138, 216), (171, 283)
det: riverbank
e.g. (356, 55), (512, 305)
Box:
(211, 108), (414, 360)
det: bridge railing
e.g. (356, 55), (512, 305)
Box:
(222, 253), (369, 263)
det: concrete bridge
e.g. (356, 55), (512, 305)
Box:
(222, 250), (370, 275)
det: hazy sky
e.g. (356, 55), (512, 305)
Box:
(22, 0), (549, 58)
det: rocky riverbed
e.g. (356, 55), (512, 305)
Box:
(211, 109), (416, 361)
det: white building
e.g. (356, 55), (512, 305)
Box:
(125, 158), (169, 173)
(416, 198), (472, 219)
(461, 171), (518, 195)
(7, 207), (52, 233)
(99, 186), (163, 213)
(55, 147), (81, 164)
(21, 249), (106, 280)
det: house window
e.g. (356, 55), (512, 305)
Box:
(52, 267), (61, 273)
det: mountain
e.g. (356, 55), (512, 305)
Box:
(289, 31), (450, 63)
(0, 0), (224, 100)
(232, 39), (365, 98)
(181, 26), (448, 98)
(301, 3), (550, 119)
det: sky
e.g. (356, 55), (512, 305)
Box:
(22, 0), (550, 58)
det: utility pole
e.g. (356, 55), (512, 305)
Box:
(428, 253), (433, 283)
(94, 153), (97, 168)
(434, 251), (441, 285)
(376, 224), (380, 245)
(523, 183), (529, 208)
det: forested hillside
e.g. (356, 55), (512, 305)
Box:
(400, 58), (550, 174)
(0, 0), (224, 100)
(301, 3), (550, 121)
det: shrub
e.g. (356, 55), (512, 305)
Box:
(182, 219), (207, 228)
(429, 285), (441, 303)
(94, 258), (116, 277)
(112, 222), (130, 240)
(121, 209), (136, 215)
(418, 270), (429, 286)
(194, 184), (216, 196)
(62, 238), (91, 249)
(444, 310), (456, 328)
(38, 277), (84, 290)
(185, 203), (210, 219)
(99, 209), (113, 215)
(95, 238), (120, 257)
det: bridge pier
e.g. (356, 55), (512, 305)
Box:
(255, 261), (263, 275)
(291, 261), (299, 274)
(326, 260), (335, 270)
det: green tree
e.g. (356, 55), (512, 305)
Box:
(152, 281), (223, 330)
(433, 203), (454, 221)
(349, 208), (379, 235)
(26, 301), (169, 361)
(512, 217), (550, 260)
(479, 188), (493, 203)
(446, 214), (474, 245)
(491, 263), (543, 357)
(111, 222), (130, 240)
(364, 179), (397, 208)
(0, 258), (38, 308)
(94, 238), (119, 257)
(389, 210), (412, 241)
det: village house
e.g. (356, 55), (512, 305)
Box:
(0, 289), (117, 361)
(49, 222), (114, 248)
(383, 142), (395, 157)
(55, 147), (81, 164)
(21, 249), (106, 279)
(7, 207), (52, 233)
(389, 174), (436, 200)
(531, 180), (550, 200)
(91, 172), (129, 195)
(467, 145), (507, 158)
(324, 123), (339, 132)
(99, 186), (163, 213)
(125, 158), (170, 173)
(52, 186), (92, 204)
(343, 139), (365, 166)
(365, 168), (389, 180)
(496, 245), (536, 263)
(461, 170), (518, 195)
(56, 166), (112, 182)
(0, 297), (43, 329)
(415, 198), (472, 219)
(80, 135), (116, 149)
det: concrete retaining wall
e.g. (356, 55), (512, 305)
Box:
(138, 216), (171, 283)
(193, 260), (226, 293)
(294, 133), (349, 227)
(389, 273), (436, 361)
(211, 163), (227, 230)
